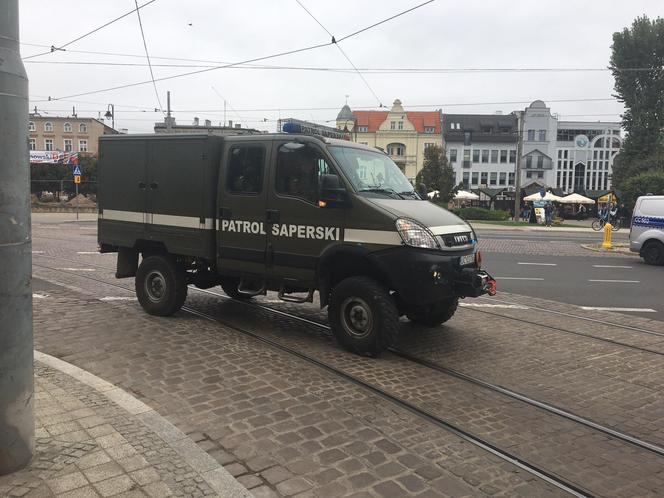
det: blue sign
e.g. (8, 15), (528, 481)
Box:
(73, 165), (82, 176)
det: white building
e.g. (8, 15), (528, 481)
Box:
(520, 100), (622, 194)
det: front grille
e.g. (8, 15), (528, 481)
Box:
(439, 232), (473, 248)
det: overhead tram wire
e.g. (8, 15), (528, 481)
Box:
(41, 1), (437, 102)
(21, 0), (158, 61)
(133, 0), (163, 113)
(295, 0), (384, 107)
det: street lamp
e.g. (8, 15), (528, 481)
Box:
(104, 104), (115, 130)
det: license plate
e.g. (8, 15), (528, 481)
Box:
(460, 253), (475, 266)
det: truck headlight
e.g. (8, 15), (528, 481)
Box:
(396, 219), (439, 249)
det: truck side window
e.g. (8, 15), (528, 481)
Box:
(276, 144), (328, 204)
(227, 145), (265, 194)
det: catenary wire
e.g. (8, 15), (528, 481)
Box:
(21, 0), (158, 61)
(133, 0), (163, 113)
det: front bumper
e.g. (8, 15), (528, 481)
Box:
(369, 246), (496, 306)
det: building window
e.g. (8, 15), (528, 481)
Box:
(359, 141), (368, 145)
(527, 129), (535, 141)
(358, 125), (368, 132)
(490, 172), (497, 185)
(500, 150), (507, 163)
(387, 143), (405, 156)
(79, 123), (88, 133)
(64, 122), (72, 133)
(472, 150), (480, 163)
(424, 126), (435, 134)
(463, 131), (472, 145)
(537, 155), (544, 168)
(44, 139), (53, 151)
(29, 121), (35, 132)
(526, 156), (532, 168)
(558, 150), (562, 159)
(481, 125), (492, 133)
(526, 171), (533, 179)
(424, 142), (435, 149)
(481, 172), (488, 185)
(538, 130), (546, 141)
(537, 171), (544, 179)
(490, 150), (498, 163)
(462, 172), (470, 188)
(449, 149), (457, 162)
(29, 138), (36, 150)
(64, 139), (72, 152)
(44, 122), (53, 132)
(481, 150), (489, 163)
(398, 121), (403, 130)
(499, 172), (506, 186)
(390, 121), (396, 130)
(508, 172), (515, 185)
(509, 150), (516, 163)
(472, 172), (479, 185)
(463, 149), (471, 162)
(79, 140), (88, 152)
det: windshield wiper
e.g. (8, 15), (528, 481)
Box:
(398, 190), (419, 199)
(358, 187), (404, 199)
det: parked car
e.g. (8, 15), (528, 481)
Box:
(629, 195), (664, 265)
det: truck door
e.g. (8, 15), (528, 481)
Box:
(266, 141), (346, 284)
(217, 142), (269, 276)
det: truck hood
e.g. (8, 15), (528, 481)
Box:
(368, 198), (472, 235)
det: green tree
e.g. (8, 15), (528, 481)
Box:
(620, 169), (664, 208)
(610, 16), (664, 187)
(415, 145), (458, 202)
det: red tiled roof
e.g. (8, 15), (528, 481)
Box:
(353, 111), (440, 134)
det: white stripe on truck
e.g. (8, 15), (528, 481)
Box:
(101, 210), (214, 230)
(344, 229), (402, 246)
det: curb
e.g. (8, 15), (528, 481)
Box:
(34, 351), (252, 498)
(580, 243), (639, 257)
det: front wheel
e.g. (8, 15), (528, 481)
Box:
(407, 297), (459, 327)
(329, 276), (399, 357)
(135, 255), (187, 316)
(591, 219), (603, 231)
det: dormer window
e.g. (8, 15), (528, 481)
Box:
(79, 123), (88, 133)
(44, 122), (53, 132)
(358, 125), (368, 133)
(424, 127), (435, 134)
(64, 122), (72, 133)
(28, 121), (35, 132)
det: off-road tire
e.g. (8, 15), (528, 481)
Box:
(220, 276), (253, 300)
(329, 276), (399, 357)
(135, 255), (187, 316)
(407, 297), (459, 327)
(642, 240), (664, 266)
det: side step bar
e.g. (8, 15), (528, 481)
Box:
(278, 287), (314, 304)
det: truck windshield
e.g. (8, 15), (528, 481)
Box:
(329, 146), (418, 199)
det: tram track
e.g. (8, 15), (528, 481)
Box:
(31, 259), (664, 497)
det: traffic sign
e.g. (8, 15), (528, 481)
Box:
(73, 165), (82, 176)
(74, 175), (81, 184)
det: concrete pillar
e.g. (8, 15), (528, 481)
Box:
(0, 0), (35, 475)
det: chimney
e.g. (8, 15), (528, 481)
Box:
(193, 117), (199, 126)
(204, 119), (211, 127)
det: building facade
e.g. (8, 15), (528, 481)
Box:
(442, 113), (518, 190)
(28, 115), (117, 156)
(519, 100), (621, 194)
(336, 99), (442, 181)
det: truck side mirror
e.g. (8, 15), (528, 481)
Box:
(319, 174), (348, 208)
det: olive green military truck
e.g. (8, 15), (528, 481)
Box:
(98, 133), (495, 356)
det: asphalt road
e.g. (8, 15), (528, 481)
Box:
(481, 249), (663, 320)
(476, 228), (630, 243)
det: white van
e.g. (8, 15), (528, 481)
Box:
(630, 195), (664, 265)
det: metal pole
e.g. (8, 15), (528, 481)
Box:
(75, 181), (79, 221)
(513, 110), (524, 221)
(0, 0), (35, 475)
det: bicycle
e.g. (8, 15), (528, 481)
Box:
(591, 217), (621, 231)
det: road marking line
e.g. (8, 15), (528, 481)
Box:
(517, 262), (557, 266)
(99, 296), (137, 302)
(460, 303), (529, 309)
(588, 279), (639, 283)
(592, 265), (633, 269)
(494, 277), (544, 281)
(56, 267), (96, 272)
(32, 250), (45, 254)
(76, 251), (99, 254)
(32, 293), (48, 299)
(580, 306), (656, 313)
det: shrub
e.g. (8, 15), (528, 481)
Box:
(451, 207), (510, 221)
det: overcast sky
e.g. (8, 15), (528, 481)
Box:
(18, 0), (662, 133)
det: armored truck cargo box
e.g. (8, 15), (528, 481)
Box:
(98, 134), (223, 259)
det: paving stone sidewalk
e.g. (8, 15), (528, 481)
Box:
(0, 360), (250, 498)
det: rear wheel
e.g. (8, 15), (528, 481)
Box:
(329, 276), (399, 357)
(220, 276), (253, 300)
(407, 297), (459, 327)
(135, 255), (187, 316)
(642, 241), (664, 266)
(591, 219), (603, 231)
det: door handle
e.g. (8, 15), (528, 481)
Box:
(138, 182), (146, 190)
(266, 209), (280, 224)
(149, 182), (158, 190)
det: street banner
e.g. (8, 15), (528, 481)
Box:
(30, 151), (79, 165)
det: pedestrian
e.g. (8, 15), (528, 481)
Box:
(544, 203), (553, 227)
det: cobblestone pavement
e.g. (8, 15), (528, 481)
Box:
(0, 362), (246, 497)
(476, 237), (635, 257)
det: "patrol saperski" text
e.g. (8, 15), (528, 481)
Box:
(220, 220), (340, 240)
